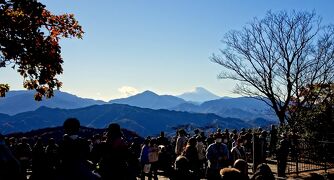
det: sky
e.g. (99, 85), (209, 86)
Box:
(1, 0), (334, 101)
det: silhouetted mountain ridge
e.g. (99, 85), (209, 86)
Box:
(6, 126), (142, 143)
(0, 104), (274, 136)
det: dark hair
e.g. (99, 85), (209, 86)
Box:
(214, 133), (223, 139)
(175, 155), (189, 171)
(107, 123), (122, 138)
(48, 138), (55, 145)
(150, 138), (157, 145)
(144, 138), (150, 145)
(178, 129), (186, 136)
(196, 135), (202, 142)
(220, 168), (243, 180)
(63, 118), (80, 134)
(233, 159), (248, 175)
(252, 163), (275, 180)
(187, 137), (197, 146)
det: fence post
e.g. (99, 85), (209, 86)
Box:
(324, 142), (327, 173)
(296, 151), (299, 176)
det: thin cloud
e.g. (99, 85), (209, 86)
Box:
(118, 86), (139, 97)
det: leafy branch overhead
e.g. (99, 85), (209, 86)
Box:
(0, 0), (83, 100)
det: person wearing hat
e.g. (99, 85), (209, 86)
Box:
(206, 133), (230, 180)
(277, 133), (289, 177)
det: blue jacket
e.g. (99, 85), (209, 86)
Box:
(206, 142), (229, 169)
(140, 145), (150, 164)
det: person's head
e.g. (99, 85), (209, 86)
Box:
(237, 138), (243, 146)
(143, 138), (150, 146)
(214, 133), (223, 144)
(35, 137), (43, 145)
(9, 137), (16, 144)
(194, 128), (200, 135)
(159, 145), (166, 152)
(271, 124), (276, 130)
(261, 130), (268, 137)
(132, 137), (140, 145)
(220, 168), (243, 180)
(178, 129), (186, 136)
(233, 159), (248, 176)
(48, 138), (55, 145)
(107, 123), (122, 138)
(63, 118), (80, 135)
(160, 131), (165, 137)
(174, 155), (189, 171)
(21, 137), (28, 144)
(253, 163), (274, 180)
(93, 134), (101, 144)
(281, 133), (288, 139)
(150, 138), (157, 146)
(233, 134), (238, 140)
(187, 137), (197, 147)
(196, 135), (202, 142)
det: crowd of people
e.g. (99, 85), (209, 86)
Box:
(0, 118), (293, 180)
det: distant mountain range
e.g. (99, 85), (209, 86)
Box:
(0, 87), (218, 115)
(0, 89), (277, 136)
(171, 97), (277, 121)
(0, 104), (274, 136)
(0, 90), (105, 115)
(177, 87), (220, 103)
(0, 89), (277, 121)
(109, 90), (186, 109)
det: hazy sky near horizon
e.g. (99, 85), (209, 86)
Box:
(1, 0), (334, 101)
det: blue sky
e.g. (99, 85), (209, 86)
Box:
(1, 0), (334, 101)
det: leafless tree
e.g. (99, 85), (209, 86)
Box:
(212, 11), (334, 124)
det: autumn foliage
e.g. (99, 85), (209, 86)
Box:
(288, 83), (334, 140)
(0, 0), (83, 100)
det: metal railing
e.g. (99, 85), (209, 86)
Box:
(286, 139), (334, 175)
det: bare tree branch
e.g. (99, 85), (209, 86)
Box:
(212, 11), (334, 124)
